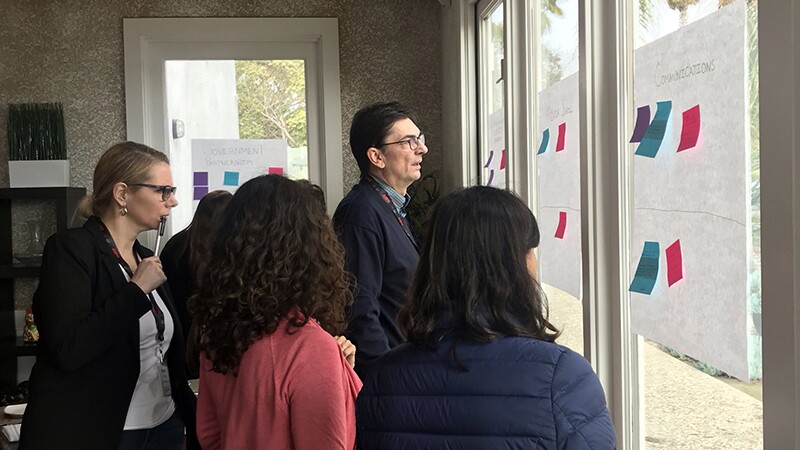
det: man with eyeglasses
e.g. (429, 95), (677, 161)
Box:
(333, 101), (428, 378)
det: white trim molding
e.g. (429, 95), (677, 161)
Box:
(760, 1), (800, 447)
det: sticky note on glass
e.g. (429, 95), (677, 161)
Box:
(500, 149), (507, 169)
(193, 171), (208, 186)
(483, 150), (494, 169)
(554, 211), (567, 239)
(223, 171), (239, 186)
(677, 105), (701, 152)
(193, 186), (209, 201)
(556, 122), (566, 152)
(665, 239), (684, 286)
(630, 105), (650, 143)
(635, 100), (672, 158)
(629, 241), (660, 295)
(268, 167), (284, 175)
(537, 128), (550, 155)
(487, 169), (495, 186)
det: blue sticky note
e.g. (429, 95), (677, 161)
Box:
(629, 241), (660, 295)
(537, 128), (550, 155)
(223, 171), (239, 186)
(635, 100), (672, 158)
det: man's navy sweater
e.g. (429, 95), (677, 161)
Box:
(333, 179), (419, 378)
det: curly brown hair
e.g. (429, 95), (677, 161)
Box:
(189, 175), (352, 375)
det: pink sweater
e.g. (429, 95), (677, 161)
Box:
(196, 319), (363, 450)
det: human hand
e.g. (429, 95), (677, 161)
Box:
(335, 336), (356, 369)
(131, 256), (166, 294)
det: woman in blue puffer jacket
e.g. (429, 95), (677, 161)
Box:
(356, 186), (616, 450)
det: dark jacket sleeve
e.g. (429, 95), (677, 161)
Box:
(33, 232), (151, 372)
(338, 220), (391, 369)
(552, 349), (617, 449)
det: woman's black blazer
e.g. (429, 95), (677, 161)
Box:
(19, 216), (198, 450)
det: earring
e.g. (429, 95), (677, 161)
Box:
(120, 206), (128, 216)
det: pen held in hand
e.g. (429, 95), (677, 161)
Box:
(154, 217), (166, 257)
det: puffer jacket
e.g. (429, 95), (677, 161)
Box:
(356, 336), (616, 449)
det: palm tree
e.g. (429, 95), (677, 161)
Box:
(666, 0), (701, 26)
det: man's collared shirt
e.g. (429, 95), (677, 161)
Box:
(370, 175), (411, 218)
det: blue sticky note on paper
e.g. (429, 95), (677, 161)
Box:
(537, 129), (550, 155)
(635, 101), (672, 158)
(629, 241), (660, 295)
(223, 171), (239, 186)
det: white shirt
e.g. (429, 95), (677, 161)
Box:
(119, 263), (177, 430)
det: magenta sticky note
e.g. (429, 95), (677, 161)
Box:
(556, 122), (566, 152)
(193, 186), (209, 201)
(193, 171), (208, 186)
(554, 211), (567, 239)
(677, 105), (701, 152)
(666, 239), (684, 286)
(268, 167), (284, 175)
(500, 149), (506, 170)
(630, 105), (651, 143)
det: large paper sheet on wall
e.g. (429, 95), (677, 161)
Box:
(483, 109), (506, 188)
(537, 73), (581, 300)
(191, 139), (288, 206)
(630, 0), (751, 380)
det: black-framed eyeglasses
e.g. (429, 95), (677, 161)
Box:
(380, 134), (426, 151)
(130, 183), (177, 201)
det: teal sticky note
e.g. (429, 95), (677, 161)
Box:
(537, 128), (550, 155)
(223, 171), (239, 186)
(629, 241), (660, 295)
(635, 100), (672, 158)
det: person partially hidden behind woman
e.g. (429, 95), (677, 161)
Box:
(20, 142), (198, 450)
(160, 189), (232, 377)
(191, 174), (361, 449)
(356, 186), (617, 449)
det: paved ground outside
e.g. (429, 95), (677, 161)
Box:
(545, 284), (763, 449)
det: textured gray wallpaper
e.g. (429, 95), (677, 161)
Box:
(0, 0), (443, 307)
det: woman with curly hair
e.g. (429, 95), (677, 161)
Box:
(191, 175), (360, 450)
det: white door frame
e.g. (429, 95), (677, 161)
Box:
(123, 17), (343, 245)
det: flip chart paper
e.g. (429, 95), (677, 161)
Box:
(537, 129), (550, 155)
(677, 105), (701, 152)
(556, 123), (566, 152)
(630, 241), (660, 295)
(554, 211), (567, 239)
(630, 105), (651, 143)
(666, 239), (684, 286)
(635, 100), (673, 158)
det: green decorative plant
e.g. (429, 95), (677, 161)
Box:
(407, 171), (441, 243)
(7, 103), (66, 161)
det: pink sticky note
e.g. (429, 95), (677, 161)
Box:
(677, 105), (701, 152)
(665, 239), (684, 286)
(499, 149), (506, 170)
(268, 167), (284, 175)
(554, 211), (567, 239)
(556, 122), (566, 152)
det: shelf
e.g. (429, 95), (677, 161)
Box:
(0, 187), (85, 201)
(0, 337), (37, 357)
(0, 264), (41, 279)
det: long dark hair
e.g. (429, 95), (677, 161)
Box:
(182, 190), (232, 284)
(190, 175), (352, 375)
(398, 186), (560, 347)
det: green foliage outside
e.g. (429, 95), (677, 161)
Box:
(236, 60), (307, 147)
